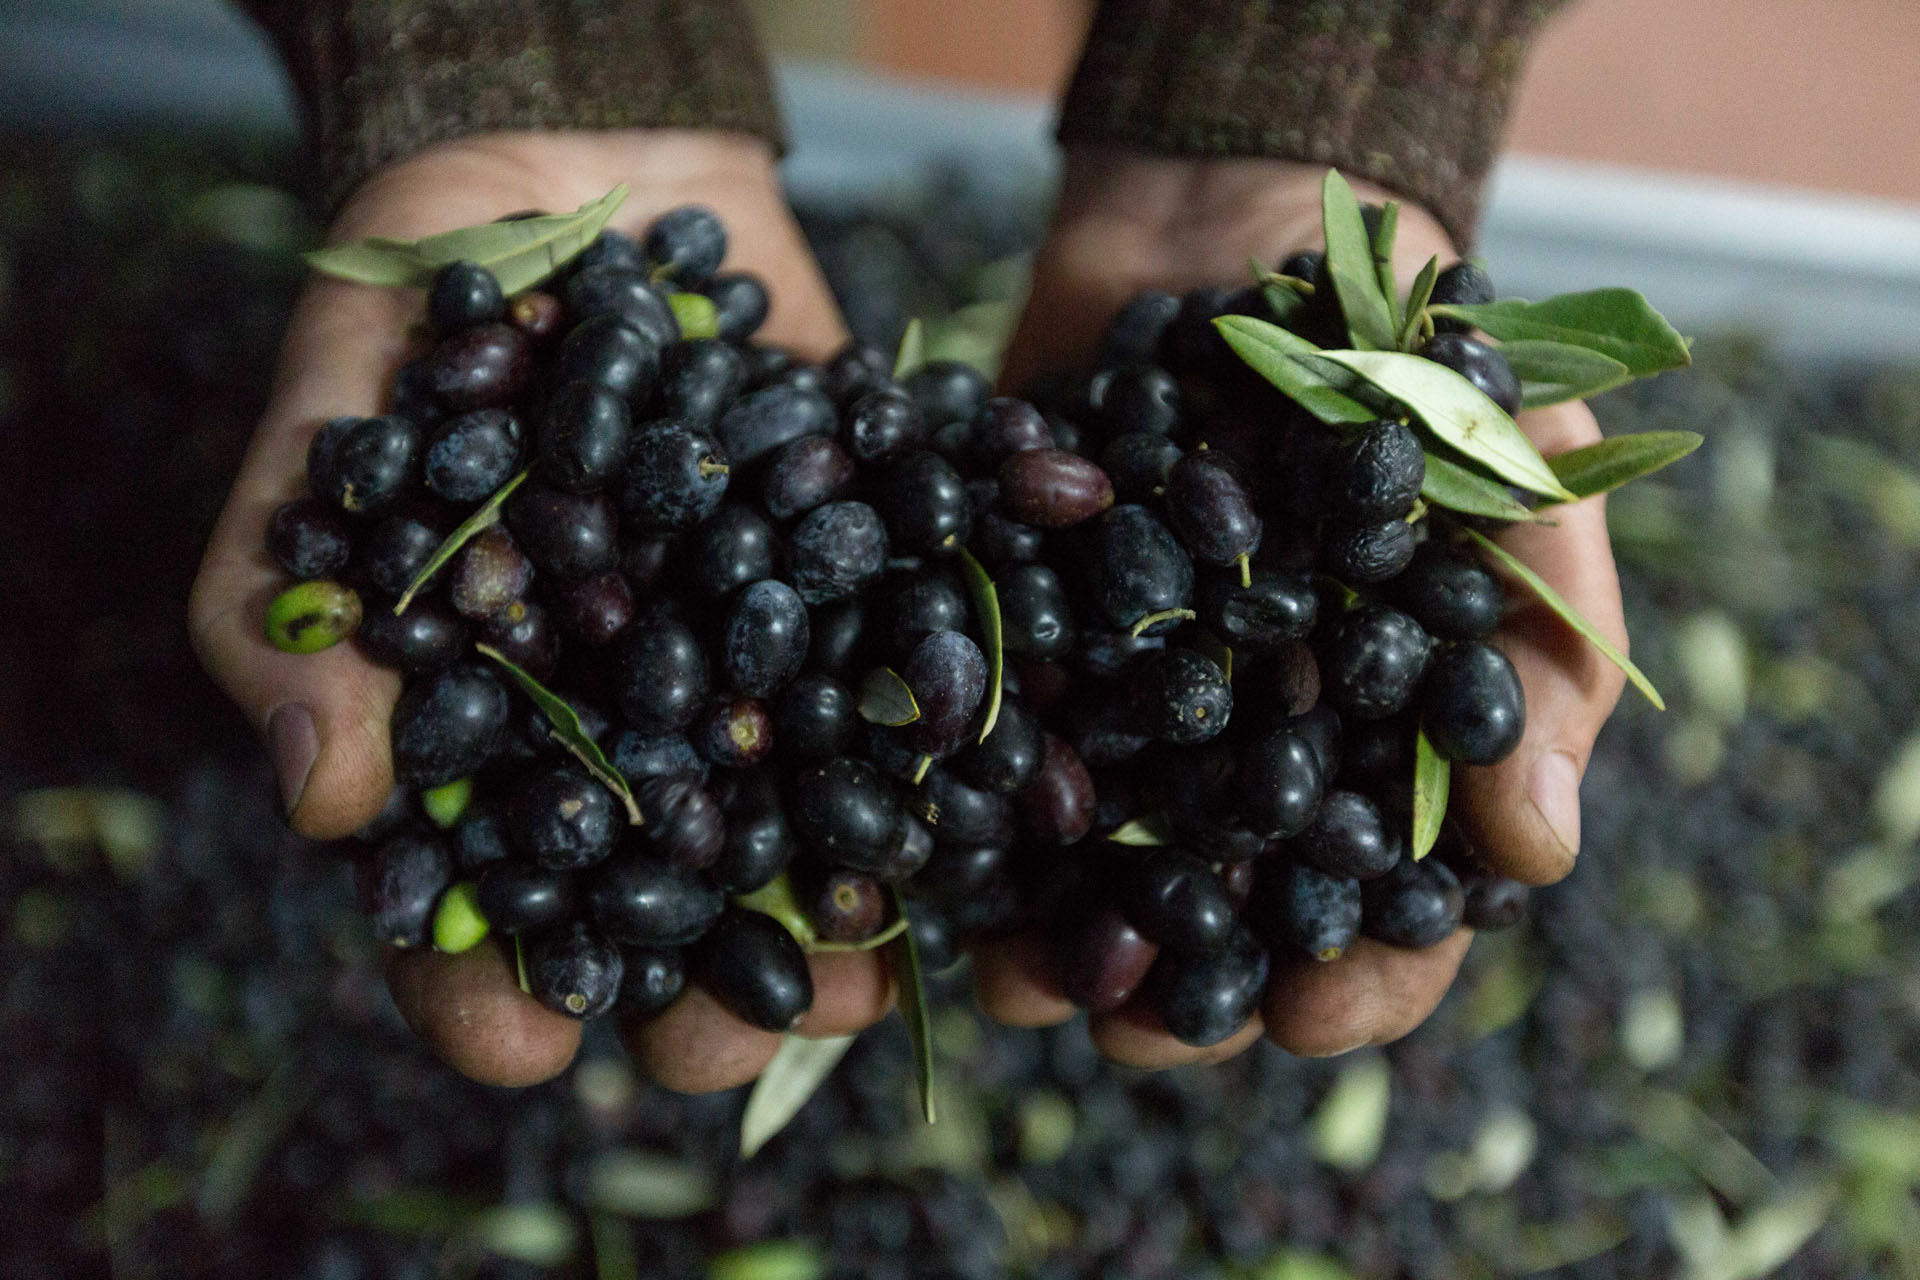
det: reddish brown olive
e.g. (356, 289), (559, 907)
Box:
(997, 448), (1115, 529)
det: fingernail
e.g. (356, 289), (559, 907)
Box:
(1303, 1034), (1372, 1059)
(1528, 750), (1582, 858)
(268, 703), (318, 818)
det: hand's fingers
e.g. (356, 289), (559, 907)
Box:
(1456, 401), (1628, 886)
(189, 281), (416, 838)
(1088, 1000), (1266, 1069)
(971, 932), (1078, 1028)
(623, 984), (784, 1094)
(619, 951), (895, 1092)
(1262, 932), (1472, 1056)
(793, 950), (896, 1038)
(385, 939), (583, 1086)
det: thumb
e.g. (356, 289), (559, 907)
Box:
(1454, 399), (1629, 885)
(190, 280), (417, 838)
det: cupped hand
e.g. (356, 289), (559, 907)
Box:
(189, 129), (896, 1090)
(980, 148), (1628, 1065)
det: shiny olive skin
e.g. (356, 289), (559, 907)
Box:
(1016, 733), (1096, 846)
(475, 861), (576, 934)
(696, 910), (814, 1031)
(1058, 907), (1160, 1013)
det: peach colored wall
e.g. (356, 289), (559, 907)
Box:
(1512, 0), (1920, 203)
(822, 0), (1920, 205)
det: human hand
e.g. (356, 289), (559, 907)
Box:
(189, 129), (897, 1089)
(979, 148), (1629, 1066)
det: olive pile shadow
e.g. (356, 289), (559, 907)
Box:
(267, 206), (1531, 1045)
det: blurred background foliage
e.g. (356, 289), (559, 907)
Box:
(3, 125), (1920, 1279)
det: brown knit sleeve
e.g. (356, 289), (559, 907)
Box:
(1057, 0), (1569, 245)
(238, 0), (784, 211)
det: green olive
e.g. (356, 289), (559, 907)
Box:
(432, 881), (490, 954)
(421, 776), (473, 828)
(667, 291), (720, 341)
(265, 580), (362, 654)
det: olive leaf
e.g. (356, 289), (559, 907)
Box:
(395, 469), (528, 614)
(893, 317), (927, 380)
(1399, 256), (1441, 352)
(667, 292), (719, 341)
(1411, 730), (1448, 861)
(1462, 529), (1665, 709)
(1261, 283), (1311, 330)
(1428, 287), (1691, 378)
(514, 935), (531, 995)
(889, 887), (937, 1124)
(1213, 316), (1377, 425)
(734, 872), (907, 953)
(709, 1241), (826, 1280)
(1107, 812), (1173, 846)
(1498, 340), (1633, 408)
(1321, 170), (1399, 351)
(306, 185), (629, 295)
(857, 668), (921, 727)
(475, 643), (644, 823)
(1420, 451), (1552, 524)
(956, 548), (1004, 742)
(738, 1034), (859, 1160)
(1316, 350), (1576, 500)
(1370, 201), (1403, 332)
(1545, 431), (1704, 500)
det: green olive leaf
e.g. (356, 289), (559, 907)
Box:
(1370, 201), (1403, 332)
(1106, 812), (1173, 846)
(1316, 350), (1576, 500)
(1462, 528), (1665, 708)
(1545, 431), (1704, 501)
(1420, 451), (1552, 524)
(1429, 288), (1691, 378)
(514, 935), (531, 995)
(955, 548), (1004, 742)
(1213, 316), (1377, 425)
(582, 1150), (718, 1219)
(893, 316), (927, 380)
(667, 292), (719, 341)
(299, 237), (436, 287)
(739, 1034), (858, 1160)
(307, 186), (627, 295)
(857, 668), (921, 727)
(1411, 730), (1449, 861)
(1399, 255), (1441, 352)
(1496, 339), (1634, 408)
(395, 469), (528, 614)
(475, 643), (644, 823)
(1321, 170), (1399, 351)
(889, 887), (937, 1125)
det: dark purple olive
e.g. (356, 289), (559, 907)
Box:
(587, 852), (724, 946)
(1058, 907), (1160, 1013)
(802, 867), (888, 943)
(426, 322), (531, 411)
(268, 498), (353, 580)
(1017, 734), (1095, 846)
(553, 571), (635, 646)
(696, 910), (813, 1031)
(475, 599), (558, 679)
(695, 698), (774, 768)
(1164, 451), (1262, 566)
(449, 525), (532, 620)
(505, 482), (619, 580)
(363, 831), (453, 948)
(901, 630), (989, 758)
(762, 435), (855, 521)
(997, 448), (1115, 528)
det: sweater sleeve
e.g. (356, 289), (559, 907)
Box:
(238, 0), (784, 211)
(1057, 0), (1569, 246)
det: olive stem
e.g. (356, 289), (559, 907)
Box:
(698, 458), (731, 478)
(1129, 607), (1197, 638)
(1235, 553), (1252, 589)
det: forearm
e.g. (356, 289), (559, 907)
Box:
(239, 0), (783, 209)
(1058, 0), (1569, 246)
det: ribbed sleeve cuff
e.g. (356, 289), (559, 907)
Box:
(242, 0), (784, 211)
(1058, 0), (1566, 246)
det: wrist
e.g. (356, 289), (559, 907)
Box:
(331, 129), (783, 245)
(1050, 146), (1457, 288)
